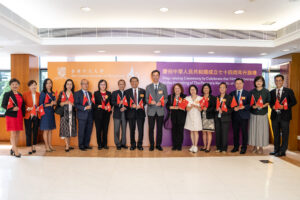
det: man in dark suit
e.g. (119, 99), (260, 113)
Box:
(74, 79), (93, 151)
(111, 79), (128, 150)
(145, 70), (168, 151)
(125, 77), (146, 151)
(270, 74), (297, 157)
(230, 78), (250, 154)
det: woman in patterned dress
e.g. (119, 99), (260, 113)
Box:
(57, 79), (77, 152)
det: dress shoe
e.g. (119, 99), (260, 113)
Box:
(172, 147), (177, 151)
(130, 146), (136, 151)
(65, 149), (70, 152)
(104, 146), (109, 149)
(177, 146), (182, 151)
(205, 149), (211, 153)
(121, 145), (128, 149)
(85, 146), (93, 150)
(14, 153), (21, 158)
(138, 146), (144, 151)
(156, 146), (163, 151)
(117, 146), (122, 150)
(149, 146), (154, 151)
(28, 151), (33, 155)
(200, 147), (206, 151)
(80, 148), (87, 151)
(32, 150), (36, 153)
(98, 146), (103, 150)
(240, 149), (246, 154)
(231, 148), (239, 153)
(269, 151), (278, 156)
(69, 147), (74, 150)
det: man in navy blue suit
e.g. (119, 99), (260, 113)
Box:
(74, 79), (94, 151)
(230, 78), (250, 154)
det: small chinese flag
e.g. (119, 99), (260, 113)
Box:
(107, 102), (111, 112)
(239, 98), (243, 107)
(178, 99), (189, 109)
(173, 98), (177, 106)
(122, 96), (128, 106)
(160, 96), (165, 107)
(68, 93), (74, 104)
(61, 92), (67, 102)
(148, 94), (153, 104)
(250, 95), (255, 106)
(282, 97), (288, 110)
(221, 102), (228, 112)
(91, 94), (95, 104)
(274, 98), (281, 110)
(31, 105), (37, 116)
(83, 95), (88, 105)
(54, 91), (58, 99)
(7, 97), (15, 109)
(139, 99), (144, 109)
(256, 95), (263, 108)
(129, 97), (134, 108)
(101, 100), (105, 109)
(117, 94), (121, 105)
(231, 96), (238, 108)
(199, 98), (206, 109)
(216, 98), (221, 110)
(44, 93), (51, 104)
(38, 105), (45, 117)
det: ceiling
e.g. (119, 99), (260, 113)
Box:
(1, 0), (300, 30)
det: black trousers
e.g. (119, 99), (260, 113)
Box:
(215, 118), (230, 151)
(78, 113), (93, 148)
(232, 118), (249, 150)
(171, 122), (184, 148)
(95, 112), (111, 147)
(24, 117), (39, 146)
(148, 114), (164, 147)
(272, 114), (290, 153)
(128, 117), (145, 147)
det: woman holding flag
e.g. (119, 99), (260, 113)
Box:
(23, 80), (40, 155)
(248, 76), (271, 154)
(200, 83), (216, 153)
(94, 79), (112, 150)
(57, 79), (77, 152)
(215, 82), (233, 153)
(39, 78), (57, 152)
(1, 78), (25, 157)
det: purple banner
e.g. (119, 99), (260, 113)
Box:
(157, 62), (262, 146)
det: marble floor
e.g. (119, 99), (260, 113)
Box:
(1, 154), (300, 200)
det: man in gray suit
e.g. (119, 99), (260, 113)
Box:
(146, 70), (168, 151)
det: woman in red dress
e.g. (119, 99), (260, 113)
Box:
(1, 78), (25, 158)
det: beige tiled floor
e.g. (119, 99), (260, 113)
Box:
(1, 154), (300, 200)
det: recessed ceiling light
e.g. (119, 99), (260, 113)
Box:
(260, 53), (268, 56)
(153, 50), (161, 54)
(208, 51), (215, 54)
(282, 49), (290, 52)
(81, 6), (91, 12)
(234, 10), (245, 14)
(97, 50), (106, 53)
(160, 7), (169, 12)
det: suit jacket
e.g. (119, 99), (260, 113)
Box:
(124, 88), (146, 119)
(93, 90), (112, 119)
(145, 82), (168, 117)
(214, 94), (233, 122)
(111, 89), (126, 119)
(201, 95), (216, 119)
(166, 93), (187, 124)
(23, 91), (40, 119)
(270, 87), (297, 121)
(229, 90), (250, 120)
(1, 90), (25, 118)
(74, 90), (93, 120)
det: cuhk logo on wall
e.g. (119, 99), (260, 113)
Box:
(57, 66), (66, 78)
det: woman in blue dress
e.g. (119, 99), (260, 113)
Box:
(39, 78), (56, 152)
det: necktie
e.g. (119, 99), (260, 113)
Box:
(277, 89), (280, 101)
(134, 89), (137, 104)
(237, 91), (241, 101)
(154, 85), (158, 95)
(85, 91), (91, 105)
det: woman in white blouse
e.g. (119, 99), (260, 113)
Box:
(184, 85), (203, 153)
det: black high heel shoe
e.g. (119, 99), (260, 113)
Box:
(10, 149), (14, 156)
(65, 149), (70, 152)
(32, 150), (36, 153)
(14, 153), (21, 158)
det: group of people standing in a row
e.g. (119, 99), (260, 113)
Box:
(1, 70), (297, 158)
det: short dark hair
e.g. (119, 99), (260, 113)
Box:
(234, 78), (244, 83)
(189, 85), (198, 95)
(201, 83), (212, 95)
(219, 82), (227, 88)
(254, 76), (266, 88)
(9, 78), (20, 85)
(63, 79), (75, 93)
(27, 80), (37, 87)
(129, 77), (139, 82)
(98, 79), (108, 91)
(172, 83), (184, 94)
(42, 78), (53, 93)
(118, 79), (126, 85)
(274, 74), (284, 81)
(151, 70), (160, 76)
